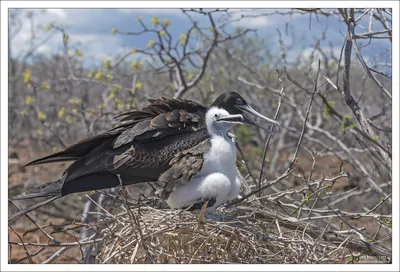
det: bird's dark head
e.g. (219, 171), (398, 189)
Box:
(210, 91), (248, 115)
(210, 91), (280, 135)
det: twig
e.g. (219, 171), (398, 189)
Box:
(365, 193), (392, 215)
(8, 225), (34, 264)
(9, 238), (104, 247)
(289, 60), (321, 168)
(235, 141), (257, 186)
(258, 70), (286, 190)
(41, 247), (68, 264)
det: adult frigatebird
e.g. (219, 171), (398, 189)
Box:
(9, 91), (280, 222)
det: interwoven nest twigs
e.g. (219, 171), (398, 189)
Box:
(82, 197), (391, 264)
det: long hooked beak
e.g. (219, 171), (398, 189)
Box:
(235, 104), (280, 135)
(216, 114), (244, 124)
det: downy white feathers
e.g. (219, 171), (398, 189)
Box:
(166, 107), (242, 211)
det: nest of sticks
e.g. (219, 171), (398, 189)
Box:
(81, 192), (391, 264)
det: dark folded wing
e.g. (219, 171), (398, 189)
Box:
(25, 96), (207, 166)
(59, 129), (211, 195)
(112, 97), (207, 148)
(158, 138), (212, 200)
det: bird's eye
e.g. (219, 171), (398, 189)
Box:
(214, 114), (218, 118)
(236, 98), (243, 105)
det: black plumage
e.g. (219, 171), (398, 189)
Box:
(9, 91), (279, 222)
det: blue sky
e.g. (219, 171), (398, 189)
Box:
(9, 8), (391, 71)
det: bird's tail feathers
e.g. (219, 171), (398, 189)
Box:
(11, 179), (62, 200)
(9, 179), (63, 222)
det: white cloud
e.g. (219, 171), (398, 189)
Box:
(70, 33), (105, 43)
(69, 33), (126, 62)
(226, 9), (271, 28)
(9, 9), (120, 60)
(9, 9), (78, 55)
(46, 9), (67, 19)
(288, 46), (344, 70)
(36, 44), (53, 54)
(238, 16), (269, 27)
(117, 8), (184, 17)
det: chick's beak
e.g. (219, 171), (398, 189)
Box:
(216, 114), (244, 124)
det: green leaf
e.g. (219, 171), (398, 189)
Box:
(108, 92), (115, 100)
(75, 49), (83, 57)
(341, 115), (356, 132)
(323, 100), (335, 118)
(151, 16), (159, 27)
(135, 82), (143, 89)
(112, 84), (122, 92)
(41, 81), (50, 90)
(68, 98), (82, 105)
(37, 111), (47, 120)
(303, 191), (313, 202)
(163, 18), (170, 27)
(65, 115), (73, 123)
(19, 109), (27, 117)
(45, 23), (54, 32)
(147, 40), (155, 47)
(179, 33), (187, 45)
(384, 218), (392, 229)
(25, 96), (35, 105)
(58, 107), (66, 118)
(344, 114), (352, 119)
(63, 33), (69, 45)
(22, 69), (32, 83)
(102, 60), (112, 70)
(130, 61), (143, 70)
(94, 70), (104, 80)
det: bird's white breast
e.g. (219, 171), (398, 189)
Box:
(200, 135), (237, 180)
(166, 134), (240, 211)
